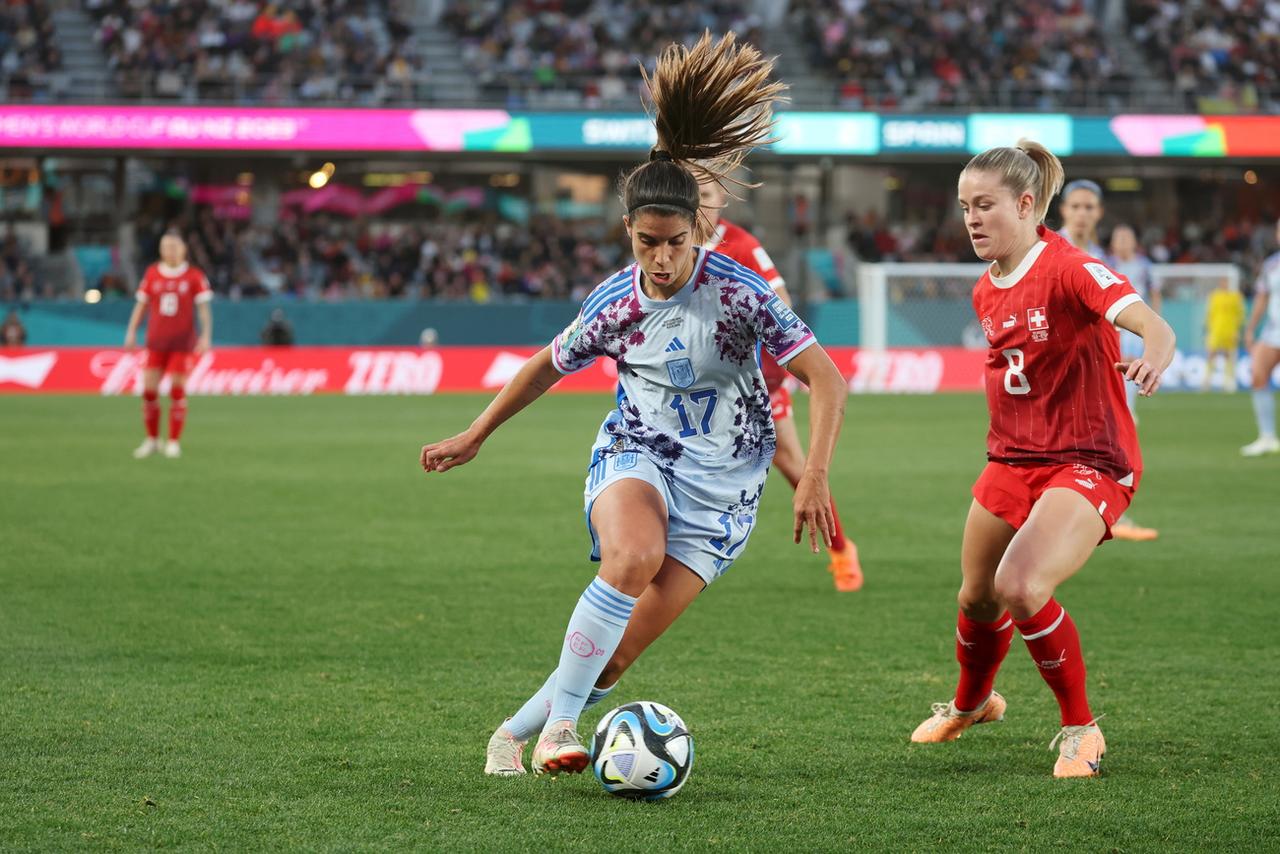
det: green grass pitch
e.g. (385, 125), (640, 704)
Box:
(2, 392), (1278, 851)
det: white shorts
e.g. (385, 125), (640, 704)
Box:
(1260, 320), (1280, 350)
(583, 441), (760, 586)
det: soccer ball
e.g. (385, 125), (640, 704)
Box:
(590, 701), (693, 799)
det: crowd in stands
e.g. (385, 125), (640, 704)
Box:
(790, 0), (1129, 110)
(1128, 0), (1280, 112)
(83, 0), (421, 103)
(125, 208), (628, 302)
(1, 1), (62, 100)
(442, 0), (762, 108)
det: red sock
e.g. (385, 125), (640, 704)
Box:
(827, 496), (848, 551)
(954, 610), (1013, 712)
(1015, 599), (1093, 726)
(169, 386), (187, 442)
(142, 390), (160, 439)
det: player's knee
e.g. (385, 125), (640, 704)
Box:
(992, 567), (1049, 616)
(957, 585), (1001, 619)
(598, 544), (665, 593)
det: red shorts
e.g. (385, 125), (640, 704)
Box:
(972, 461), (1138, 542)
(770, 386), (792, 421)
(145, 349), (194, 374)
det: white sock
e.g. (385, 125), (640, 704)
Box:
(546, 577), (636, 727)
(504, 674), (618, 741)
(505, 671), (556, 741)
(1253, 390), (1276, 439)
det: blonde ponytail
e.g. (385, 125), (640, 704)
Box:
(962, 138), (1065, 223)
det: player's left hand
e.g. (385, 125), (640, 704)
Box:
(793, 469), (834, 554)
(195, 336), (211, 355)
(1115, 359), (1163, 397)
(420, 429), (483, 473)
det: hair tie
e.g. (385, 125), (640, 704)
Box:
(649, 148), (674, 163)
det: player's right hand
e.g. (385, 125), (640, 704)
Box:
(123, 332), (136, 349)
(1246, 328), (1256, 350)
(420, 431), (482, 473)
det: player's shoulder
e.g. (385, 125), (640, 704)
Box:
(703, 249), (772, 297)
(579, 265), (635, 317)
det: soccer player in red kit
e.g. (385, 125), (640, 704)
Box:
(123, 232), (212, 459)
(908, 141), (1175, 777)
(699, 180), (863, 591)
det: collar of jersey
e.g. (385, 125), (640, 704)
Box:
(632, 248), (708, 308)
(157, 262), (190, 277)
(989, 240), (1047, 289)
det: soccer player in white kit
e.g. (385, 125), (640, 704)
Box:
(1241, 218), (1280, 456)
(419, 33), (848, 778)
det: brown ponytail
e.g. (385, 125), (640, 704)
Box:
(621, 32), (787, 242)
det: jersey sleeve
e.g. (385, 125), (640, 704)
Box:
(135, 271), (152, 303)
(753, 289), (816, 366)
(550, 307), (599, 374)
(193, 269), (213, 304)
(1064, 259), (1142, 325)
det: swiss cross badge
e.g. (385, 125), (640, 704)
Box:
(1027, 306), (1049, 342)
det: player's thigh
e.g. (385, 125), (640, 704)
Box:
(959, 498), (1016, 619)
(142, 367), (163, 393)
(590, 477), (669, 595)
(598, 555), (705, 687)
(994, 487), (1104, 618)
(1251, 343), (1280, 388)
(770, 412), (805, 483)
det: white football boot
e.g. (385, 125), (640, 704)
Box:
(531, 720), (590, 776)
(163, 441), (182, 459)
(132, 438), (159, 459)
(1240, 436), (1280, 457)
(484, 722), (527, 777)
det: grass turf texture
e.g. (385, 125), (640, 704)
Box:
(2, 392), (1277, 852)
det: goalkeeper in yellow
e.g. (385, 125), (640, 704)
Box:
(1203, 278), (1246, 392)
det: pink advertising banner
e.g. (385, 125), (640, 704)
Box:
(0, 106), (513, 151)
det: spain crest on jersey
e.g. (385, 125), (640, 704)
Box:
(666, 357), (696, 388)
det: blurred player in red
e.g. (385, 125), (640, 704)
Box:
(699, 180), (862, 591)
(123, 231), (212, 459)
(909, 140), (1175, 777)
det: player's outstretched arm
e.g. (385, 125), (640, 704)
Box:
(420, 345), (562, 473)
(783, 344), (847, 553)
(1115, 302), (1176, 397)
(123, 301), (145, 348)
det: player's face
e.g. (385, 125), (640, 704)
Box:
(159, 235), (186, 267)
(1110, 225), (1137, 258)
(1060, 188), (1102, 237)
(698, 182), (726, 229)
(626, 212), (696, 289)
(958, 170), (1034, 262)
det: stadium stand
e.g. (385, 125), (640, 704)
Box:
(1128, 0), (1280, 112)
(0, 1), (63, 101)
(82, 0), (420, 104)
(441, 0), (763, 108)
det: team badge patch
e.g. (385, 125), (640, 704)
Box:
(1028, 306), (1049, 342)
(765, 296), (800, 330)
(666, 357), (696, 389)
(614, 452), (638, 471)
(1083, 262), (1123, 289)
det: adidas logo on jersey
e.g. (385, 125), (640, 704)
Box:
(665, 338), (687, 353)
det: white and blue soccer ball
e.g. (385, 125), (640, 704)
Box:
(590, 701), (693, 800)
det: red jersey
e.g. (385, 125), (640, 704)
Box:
(136, 262), (212, 352)
(707, 219), (789, 390)
(972, 227), (1144, 482)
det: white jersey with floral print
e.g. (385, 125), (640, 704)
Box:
(552, 247), (817, 510)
